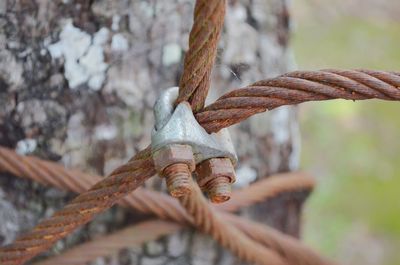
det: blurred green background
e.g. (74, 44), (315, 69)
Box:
(291, 1), (400, 264)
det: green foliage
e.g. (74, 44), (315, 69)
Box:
(293, 11), (400, 265)
(293, 17), (400, 70)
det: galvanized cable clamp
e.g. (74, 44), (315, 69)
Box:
(151, 87), (237, 202)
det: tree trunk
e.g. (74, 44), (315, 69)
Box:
(0, 0), (306, 264)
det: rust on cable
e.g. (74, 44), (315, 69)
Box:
(177, 0), (226, 112)
(1, 68), (399, 264)
(0, 148), (155, 265)
(0, 147), (333, 265)
(196, 69), (400, 132)
(1, 68), (400, 264)
(0, 0), (399, 262)
(33, 220), (180, 265)
(180, 182), (288, 265)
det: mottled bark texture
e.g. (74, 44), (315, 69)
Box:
(0, 0), (306, 264)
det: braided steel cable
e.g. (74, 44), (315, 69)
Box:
(0, 148), (155, 265)
(0, 147), (335, 265)
(34, 211), (335, 265)
(178, 68), (400, 264)
(33, 220), (180, 265)
(217, 173), (315, 212)
(0, 147), (312, 224)
(222, 213), (336, 265)
(1, 0), (398, 260)
(180, 184), (287, 265)
(196, 69), (400, 132)
(177, 0), (226, 112)
(1, 68), (399, 264)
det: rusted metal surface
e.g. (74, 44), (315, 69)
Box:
(222, 213), (336, 265)
(0, 147), (312, 224)
(180, 183), (287, 265)
(33, 220), (180, 265)
(152, 144), (196, 173)
(217, 173), (316, 212)
(197, 70), (400, 132)
(177, 0), (227, 112)
(1, 67), (400, 264)
(0, 148), (155, 265)
(196, 157), (236, 203)
(0, 147), (331, 265)
(0, 0), (399, 261)
(1, 67), (399, 264)
(163, 163), (193, 197)
(153, 144), (195, 197)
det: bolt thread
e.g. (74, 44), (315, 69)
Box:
(163, 163), (192, 197)
(205, 176), (231, 203)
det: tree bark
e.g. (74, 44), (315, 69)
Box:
(0, 0), (306, 264)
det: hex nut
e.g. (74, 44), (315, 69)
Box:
(196, 158), (236, 188)
(152, 144), (195, 174)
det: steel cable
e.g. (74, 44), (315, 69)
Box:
(33, 220), (180, 265)
(196, 69), (400, 132)
(1, 0), (398, 261)
(0, 68), (399, 264)
(180, 183), (287, 265)
(0, 147), (334, 265)
(177, 0), (226, 112)
(0, 147), (312, 225)
(0, 148), (155, 265)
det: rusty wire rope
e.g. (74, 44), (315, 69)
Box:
(0, 69), (399, 264)
(0, 147), (313, 224)
(0, 148), (154, 265)
(180, 183), (288, 265)
(1, 0), (400, 262)
(33, 220), (180, 265)
(197, 70), (400, 132)
(0, 147), (329, 265)
(175, 1), (400, 264)
(177, 0), (226, 112)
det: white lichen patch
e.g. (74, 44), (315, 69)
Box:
(16, 100), (47, 127)
(269, 107), (291, 145)
(47, 20), (109, 90)
(223, 4), (257, 66)
(15, 139), (37, 155)
(234, 165), (257, 188)
(162, 43), (181, 66)
(94, 124), (117, 141)
(0, 50), (23, 91)
(62, 112), (88, 169)
(93, 28), (109, 46)
(111, 33), (129, 52)
(0, 197), (19, 245)
(111, 15), (121, 31)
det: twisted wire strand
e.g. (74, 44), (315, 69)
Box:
(0, 147), (334, 265)
(0, 147), (312, 224)
(0, 148), (155, 265)
(1, 68), (399, 264)
(33, 220), (180, 265)
(222, 213), (336, 265)
(177, 0), (226, 112)
(180, 184), (287, 265)
(34, 209), (335, 265)
(196, 70), (400, 132)
(216, 173), (315, 212)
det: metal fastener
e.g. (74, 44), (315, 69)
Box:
(151, 87), (237, 166)
(196, 158), (236, 203)
(152, 144), (195, 197)
(151, 87), (238, 199)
